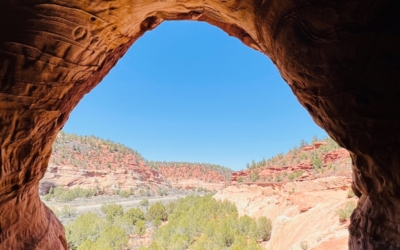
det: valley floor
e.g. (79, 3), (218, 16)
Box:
(41, 193), (190, 225)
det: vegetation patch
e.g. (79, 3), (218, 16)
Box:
(143, 194), (271, 250)
(58, 195), (271, 249)
(337, 201), (357, 222)
(44, 186), (98, 202)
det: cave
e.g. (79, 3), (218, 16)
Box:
(0, 0), (399, 249)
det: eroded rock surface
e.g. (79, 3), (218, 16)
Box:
(214, 177), (354, 250)
(0, 0), (399, 249)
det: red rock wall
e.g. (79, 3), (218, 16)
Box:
(0, 0), (399, 249)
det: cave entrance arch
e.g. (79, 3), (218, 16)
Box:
(64, 20), (326, 170)
(0, 0), (399, 249)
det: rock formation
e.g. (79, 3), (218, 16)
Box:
(214, 176), (354, 249)
(0, 0), (399, 249)
(39, 131), (230, 194)
(40, 132), (170, 195)
(233, 143), (352, 183)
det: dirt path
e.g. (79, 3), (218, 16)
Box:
(75, 195), (184, 211)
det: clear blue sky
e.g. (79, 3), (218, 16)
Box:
(63, 21), (327, 171)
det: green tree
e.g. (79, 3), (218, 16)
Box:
(101, 203), (124, 223)
(165, 201), (176, 216)
(347, 187), (355, 198)
(312, 157), (323, 171)
(311, 135), (318, 145)
(77, 239), (94, 250)
(65, 212), (105, 250)
(123, 207), (145, 225)
(237, 215), (257, 237)
(153, 218), (162, 228)
(300, 139), (308, 148)
(213, 217), (235, 247)
(146, 202), (167, 222)
(90, 225), (128, 250)
(144, 195), (269, 250)
(249, 171), (259, 182)
(255, 216), (272, 241)
(135, 220), (146, 237)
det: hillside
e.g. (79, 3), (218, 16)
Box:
(214, 136), (355, 250)
(40, 131), (232, 195)
(232, 136), (352, 183)
(149, 161), (231, 190)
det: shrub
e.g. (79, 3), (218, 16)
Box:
(118, 189), (131, 198)
(153, 218), (162, 228)
(135, 220), (146, 237)
(157, 189), (168, 196)
(65, 212), (105, 249)
(165, 202), (176, 216)
(249, 171), (259, 182)
(123, 208), (145, 225)
(112, 215), (132, 235)
(140, 198), (149, 207)
(74, 224), (129, 250)
(312, 157), (323, 171)
(300, 241), (308, 250)
(287, 171), (303, 181)
(338, 201), (357, 222)
(147, 194), (269, 250)
(44, 193), (52, 201)
(72, 187), (96, 198)
(213, 218), (235, 247)
(100, 203), (124, 223)
(347, 187), (355, 198)
(230, 236), (261, 250)
(46, 186), (96, 202)
(255, 216), (272, 241)
(146, 202), (167, 222)
(89, 225), (128, 250)
(237, 215), (257, 237)
(59, 205), (77, 218)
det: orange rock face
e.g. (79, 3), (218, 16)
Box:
(158, 165), (230, 190)
(0, 0), (399, 249)
(232, 147), (351, 183)
(39, 132), (230, 194)
(40, 164), (170, 194)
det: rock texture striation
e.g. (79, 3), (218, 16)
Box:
(0, 0), (399, 249)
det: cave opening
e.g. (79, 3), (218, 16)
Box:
(62, 20), (327, 171)
(0, 1), (399, 249)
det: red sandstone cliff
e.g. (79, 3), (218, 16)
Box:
(40, 132), (231, 194)
(233, 140), (351, 184)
